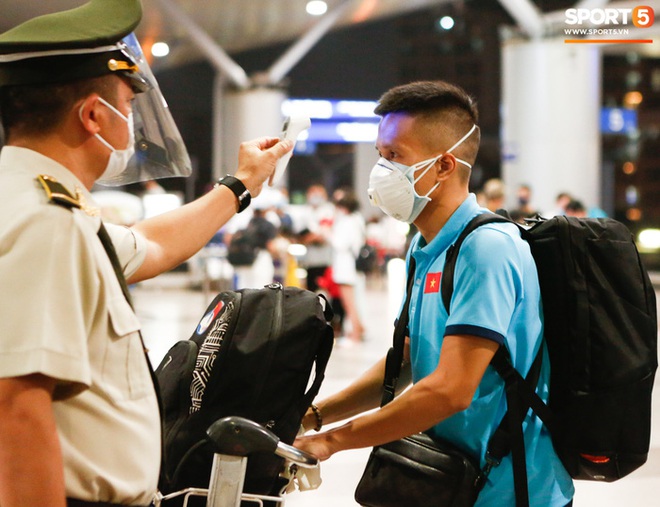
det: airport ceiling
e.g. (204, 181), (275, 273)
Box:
(3, 0), (659, 68)
(1, 0), (449, 65)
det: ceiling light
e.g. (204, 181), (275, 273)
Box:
(638, 229), (660, 251)
(622, 161), (636, 175)
(624, 91), (643, 108)
(306, 1), (328, 16)
(151, 42), (170, 58)
(439, 16), (455, 30)
(626, 208), (642, 221)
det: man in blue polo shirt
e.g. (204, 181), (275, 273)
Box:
(296, 80), (574, 506)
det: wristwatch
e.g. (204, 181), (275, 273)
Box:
(214, 175), (251, 213)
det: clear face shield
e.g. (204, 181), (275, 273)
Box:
(97, 33), (192, 186)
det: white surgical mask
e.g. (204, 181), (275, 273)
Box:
(307, 194), (326, 207)
(368, 124), (477, 223)
(80, 97), (135, 184)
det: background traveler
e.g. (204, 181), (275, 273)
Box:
(330, 188), (366, 344)
(298, 184), (334, 292)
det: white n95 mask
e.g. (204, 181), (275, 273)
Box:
(368, 158), (435, 223)
(80, 97), (136, 184)
(367, 124), (477, 223)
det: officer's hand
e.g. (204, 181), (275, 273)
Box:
(234, 137), (293, 198)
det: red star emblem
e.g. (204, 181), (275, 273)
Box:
(424, 272), (442, 293)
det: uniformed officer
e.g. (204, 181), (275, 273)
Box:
(0, 1), (292, 506)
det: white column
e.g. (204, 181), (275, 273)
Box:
(211, 74), (226, 181)
(354, 141), (378, 217)
(501, 37), (602, 215)
(219, 88), (287, 177)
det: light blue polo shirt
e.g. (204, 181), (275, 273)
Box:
(405, 194), (574, 506)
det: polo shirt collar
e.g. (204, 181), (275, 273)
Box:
(413, 193), (482, 261)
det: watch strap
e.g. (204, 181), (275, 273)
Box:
(215, 175), (251, 213)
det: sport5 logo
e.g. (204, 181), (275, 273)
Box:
(565, 6), (655, 28)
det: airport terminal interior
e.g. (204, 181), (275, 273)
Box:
(2, 0), (660, 505)
(136, 269), (660, 506)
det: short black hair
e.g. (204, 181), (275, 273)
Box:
(0, 75), (115, 140)
(374, 80), (478, 124)
(566, 199), (585, 213)
(375, 81), (480, 170)
(334, 189), (360, 213)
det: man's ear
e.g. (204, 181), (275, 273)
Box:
(77, 95), (102, 135)
(436, 153), (457, 180)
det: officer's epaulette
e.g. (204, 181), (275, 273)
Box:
(36, 174), (81, 210)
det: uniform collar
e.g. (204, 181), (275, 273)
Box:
(0, 146), (100, 217)
(413, 193), (483, 261)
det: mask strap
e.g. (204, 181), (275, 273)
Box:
(422, 181), (441, 199)
(441, 124), (477, 170)
(411, 123), (478, 181)
(79, 98), (132, 153)
(445, 124), (477, 155)
(411, 157), (438, 184)
(93, 132), (117, 152)
(97, 97), (130, 123)
(411, 159), (441, 200)
(454, 157), (472, 169)
(77, 102), (114, 153)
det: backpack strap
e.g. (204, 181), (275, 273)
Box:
(441, 212), (511, 314)
(299, 322), (334, 411)
(440, 211), (556, 507)
(441, 211), (555, 426)
(485, 346), (555, 507)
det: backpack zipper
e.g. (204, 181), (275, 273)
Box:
(254, 283), (284, 430)
(266, 282), (284, 338)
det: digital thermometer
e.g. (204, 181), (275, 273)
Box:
(270, 115), (311, 186)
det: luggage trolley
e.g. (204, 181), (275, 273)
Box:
(154, 416), (319, 507)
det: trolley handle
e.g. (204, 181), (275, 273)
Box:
(206, 416), (319, 468)
(275, 440), (318, 467)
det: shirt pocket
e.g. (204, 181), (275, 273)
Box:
(103, 296), (152, 401)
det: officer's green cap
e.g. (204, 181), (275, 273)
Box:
(0, 0), (145, 90)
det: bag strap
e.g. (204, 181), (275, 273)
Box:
(96, 222), (170, 488)
(441, 212), (511, 314)
(440, 211), (557, 507)
(300, 324), (334, 409)
(381, 256), (416, 407)
(96, 223), (135, 307)
(485, 347), (547, 507)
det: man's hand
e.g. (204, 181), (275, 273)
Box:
(293, 335), (498, 462)
(128, 136), (293, 283)
(294, 432), (336, 462)
(234, 137), (293, 198)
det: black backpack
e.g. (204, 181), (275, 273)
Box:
(441, 213), (657, 505)
(226, 229), (258, 266)
(155, 283), (334, 502)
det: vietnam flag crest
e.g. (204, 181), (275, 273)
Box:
(424, 272), (442, 293)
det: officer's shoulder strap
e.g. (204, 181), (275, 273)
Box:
(36, 174), (81, 210)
